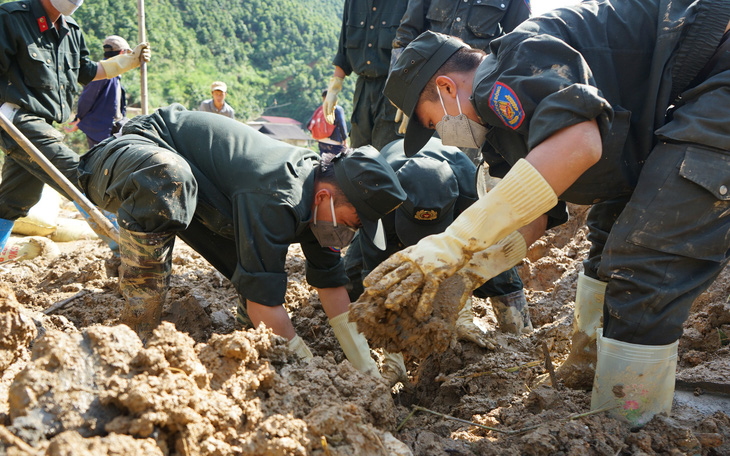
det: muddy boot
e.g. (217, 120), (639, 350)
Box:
(74, 201), (121, 257)
(591, 331), (678, 427)
(545, 272), (607, 389)
(235, 297), (254, 329)
(381, 351), (407, 387)
(118, 228), (175, 342)
(490, 289), (533, 334)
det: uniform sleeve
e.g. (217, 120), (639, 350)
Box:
(332, 0), (353, 75)
(229, 193), (296, 307)
(393, 0), (427, 49)
(76, 32), (97, 85)
(0, 12), (16, 76)
(299, 231), (349, 289)
(474, 33), (613, 151)
(500, 0), (531, 35)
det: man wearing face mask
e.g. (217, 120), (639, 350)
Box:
(76, 104), (407, 379)
(0, 0), (150, 254)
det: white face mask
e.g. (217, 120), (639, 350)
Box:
(310, 196), (357, 249)
(434, 86), (488, 149)
(50, 0), (83, 16)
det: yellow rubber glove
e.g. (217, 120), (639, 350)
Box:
(323, 76), (344, 124)
(394, 109), (408, 135)
(100, 42), (151, 79)
(363, 159), (555, 320)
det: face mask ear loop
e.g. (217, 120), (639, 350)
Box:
(312, 203), (319, 227)
(454, 87), (464, 115)
(329, 195), (338, 228)
(437, 85), (448, 116)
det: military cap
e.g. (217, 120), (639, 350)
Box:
(333, 146), (407, 250)
(384, 31), (467, 157)
(394, 155), (460, 247)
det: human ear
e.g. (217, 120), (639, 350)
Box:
(435, 75), (457, 97)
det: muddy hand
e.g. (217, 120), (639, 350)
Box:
(362, 251), (423, 310)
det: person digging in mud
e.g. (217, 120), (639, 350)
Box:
(76, 104), (407, 380)
(0, 0), (150, 256)
(361, 0), (730, 428)
(345, 136), (534, 385)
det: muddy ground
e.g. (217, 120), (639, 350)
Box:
(0, 203), (728, 455)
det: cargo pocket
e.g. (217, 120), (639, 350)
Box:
(626, 146), (730, 262)
(22, 44), (54, 89)
(63, 51), (81, 94)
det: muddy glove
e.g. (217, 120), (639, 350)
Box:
(100, 42), (151, 78)
(323, 76), (344, 124)
(394, 109), (409, 135)
(363, 160), (554, 320)
(455, 297), (495, 349)
(288, 335), (314, 361)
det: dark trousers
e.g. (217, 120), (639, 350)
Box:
(350, 76), (401, 150)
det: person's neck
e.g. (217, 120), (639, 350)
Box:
(40, 0), (62, 23)
(214, 100), (225, 110)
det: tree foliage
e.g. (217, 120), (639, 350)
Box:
(1, 0), (356, 124)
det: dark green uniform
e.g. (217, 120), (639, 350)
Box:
(0, 0), (97, 219)
(470, 0), (730, 344)
(78, 105), (349, 307)
(344, 137), (523, 300)
(333, 0), (408, 150)
(393, 0), (530, 51)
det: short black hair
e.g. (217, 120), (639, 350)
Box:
(421, 47), (485, 103)
(315, 149), (352, 205)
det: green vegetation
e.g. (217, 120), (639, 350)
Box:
(1, 0), (355, 125)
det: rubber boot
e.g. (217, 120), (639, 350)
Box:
(236, 297), (254, 329)
(591, 330), (678, 427)
(118, 228), (175, 342)
(0, 218), (13, 252)
(74, 201), (120, 256)
(381, 351), (407, 387)
(329, 311), (382, 379)
(288, 335), (314, 361)
(490, 289), (533, 334)
(550, 272), (607, 389)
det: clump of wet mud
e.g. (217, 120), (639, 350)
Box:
(350, 273), (467, 359)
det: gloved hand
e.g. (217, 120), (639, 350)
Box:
(100, 42), (151, 78)
(455, 297), (496, 349)
(362, 159), (555, 320)
(323, 76), (344, 124)
(394, 109), (408, 135)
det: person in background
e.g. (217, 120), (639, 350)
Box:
(0, 0), (150, 254)
(67, 35), (131, 148)
(199, 81), (235, 119)
(323, 0), (408, 151)
(308, 89), (348, 157)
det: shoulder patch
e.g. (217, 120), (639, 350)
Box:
(488, 82), (524, 130)
(0, 1), (30, 13)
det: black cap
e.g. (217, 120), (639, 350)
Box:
(333, 146), (407, 250)
(394, 156), (459, 247)
(384, 31), (467, 157)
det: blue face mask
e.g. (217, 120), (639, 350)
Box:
(310, 196), (357, 249)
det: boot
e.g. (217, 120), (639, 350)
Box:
(548, 273), (607, 389)
(0, 218), (14, 251)
(236, 297), (254, 329)
(329, 311), (381, 379)
(490, 289), (533, 334)
(288, 335), (314, 361)
(381, 351), (407, 387)
(74, 201), (120, 256)
(591, 330), (678, 427)
(118, 228), (175, 342)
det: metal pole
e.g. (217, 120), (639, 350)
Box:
(137, 0), (149, 115)
(0, 111), (119, 243)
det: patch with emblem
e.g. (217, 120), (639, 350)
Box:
(37, 16), (48, 33)
(489, 82), (524, 130)
(414, 208), (439, 221)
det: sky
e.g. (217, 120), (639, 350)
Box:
(531, 0), (581, 15)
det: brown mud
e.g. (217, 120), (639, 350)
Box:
(0, 203), (728, 455)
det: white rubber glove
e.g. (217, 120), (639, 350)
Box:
(323, 76), (344, 124)
(287, 335), (313, 361)
(100, 42), (151, 78)
(455, 297), (495, 349)
(394, 109), (408, 135)
(330, 311), (381, 378)
(381, 351), (407, 387)
(362, 160), (553, 320)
